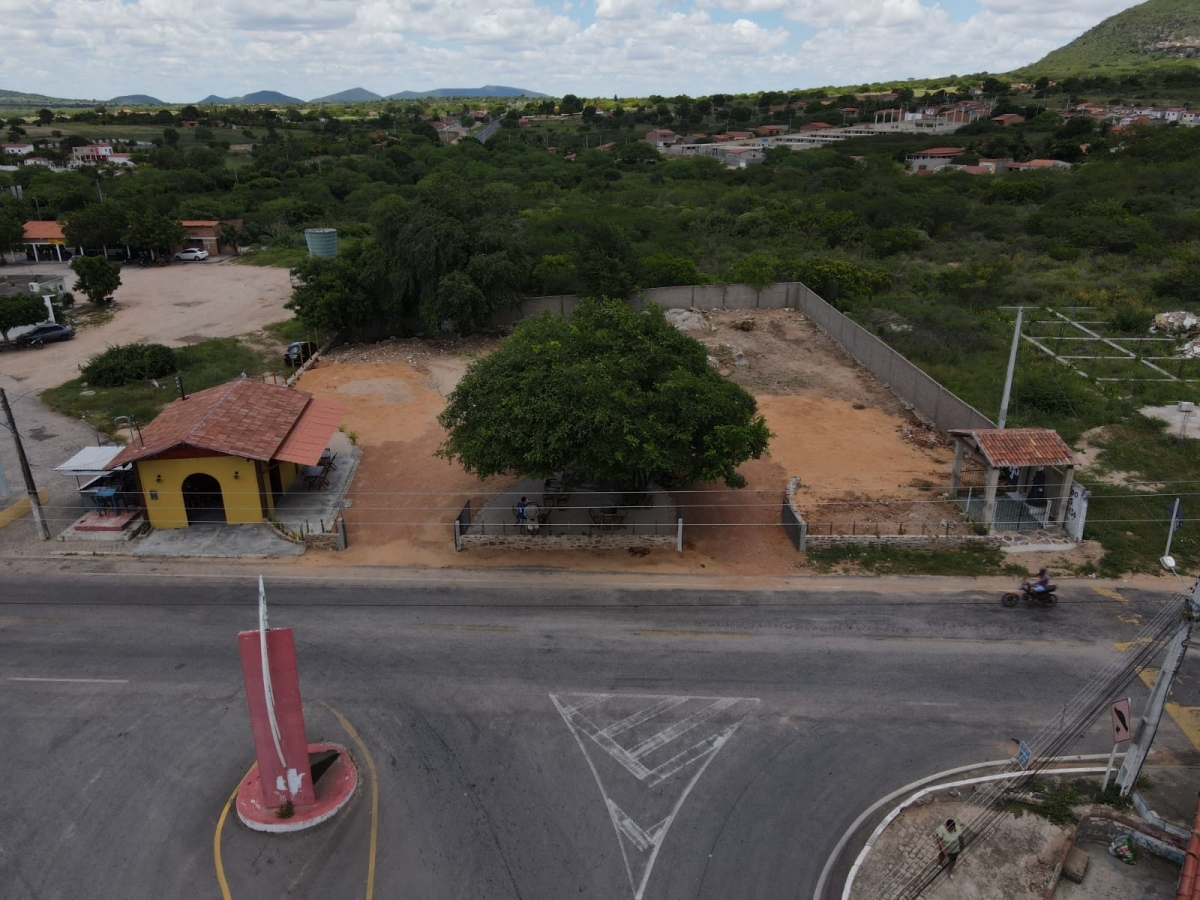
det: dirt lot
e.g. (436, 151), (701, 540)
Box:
(0, 260), (293, 392)
(295, 310), (960, 575)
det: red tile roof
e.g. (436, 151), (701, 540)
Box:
(23, 221), (65, 241)
(911, 147), (962, 157)
(956, 429), (1075, 468)
(275, 399), (346, 466)
(107, 377), (342, 468)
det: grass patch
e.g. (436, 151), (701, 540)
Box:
(236, 247), (306, 268)
(263, 318), (314, 344)
(1078, 414), (1200, 574)
(805, 543), (1025, 576)
(41, 337), (272, 438)
(1008, 776), (1133, 825)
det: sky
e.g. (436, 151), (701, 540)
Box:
(0, 0), (1140, 103)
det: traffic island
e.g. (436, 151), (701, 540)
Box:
(236, 742), (358, 833)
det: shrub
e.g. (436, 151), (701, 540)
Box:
(80, 343), (178, 387)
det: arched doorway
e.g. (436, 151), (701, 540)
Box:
(181, 472), (226, 525)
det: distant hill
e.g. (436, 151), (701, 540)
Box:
(386, 85), (549, 99)
(0, 88), (96, 107)
(197, 90), (304, 105)
(310, 87), (382, 103)
(109, 94), (166, 106)
(1028, 0), (1200, 72)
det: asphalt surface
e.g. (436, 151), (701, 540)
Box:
(2, 566), (1196, 900)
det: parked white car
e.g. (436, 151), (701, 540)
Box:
(174, 248), (209, 261)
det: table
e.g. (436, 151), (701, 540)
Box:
(303, 465), (328, 491)
(93, 486), (119, 516)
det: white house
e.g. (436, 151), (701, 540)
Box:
(2, 142), (35, 156)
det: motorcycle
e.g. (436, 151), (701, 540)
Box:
(1002, 582), (1057, 608)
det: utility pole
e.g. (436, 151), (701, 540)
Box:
(0, 388), (50, 540)
(1115, 580), (1197, 795)
(997, 306), (1024, 429)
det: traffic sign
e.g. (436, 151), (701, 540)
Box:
(1111, 698), (1132, 743)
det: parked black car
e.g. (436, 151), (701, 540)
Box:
(283, 341), (318, 367)
(16, 323), (75, 348)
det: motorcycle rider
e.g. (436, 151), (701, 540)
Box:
(1025, 567), (1050, 595)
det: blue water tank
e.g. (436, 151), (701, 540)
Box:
(304, 228), (338, 257)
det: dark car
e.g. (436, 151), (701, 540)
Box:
(283, 341), (318, 367)
(17, 323), (75, 348)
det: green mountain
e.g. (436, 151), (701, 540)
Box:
(1028, 0), (1200, 72)
(386, 85), (548, 99)
(0, 88), (98, 108)
(310, 87), (383, 103)
(109, 94), (166, 106)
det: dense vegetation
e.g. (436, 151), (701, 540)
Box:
(1028, 0), (1200, 74)
(7, 71), (1200, 571)
(438, 300), (771, 490)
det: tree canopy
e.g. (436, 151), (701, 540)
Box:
(0, 294), (48, 343)
(437, 299), (771, 489)
(70, 256), (122, 306)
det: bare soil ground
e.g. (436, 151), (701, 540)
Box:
(0, 260), (293, 392)
(295, 310), (958, 575)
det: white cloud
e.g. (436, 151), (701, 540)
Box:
(0, 0), (1150, 101)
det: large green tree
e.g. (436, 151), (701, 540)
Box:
(122, 209), (185, 258)
(62, 200), (130, 249)
(0, 295), (48, 344)
(70, 256), (122, 306)
(438, 299), (771, 489)
(369, 172), (528, 332)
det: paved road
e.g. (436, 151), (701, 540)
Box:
(1, 570), (1195, 900)
(477, 119), (503, 142)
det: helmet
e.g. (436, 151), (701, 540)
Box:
(1038, 567), (1048, 575)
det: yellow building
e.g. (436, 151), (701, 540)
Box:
(106, 377), (343, 529)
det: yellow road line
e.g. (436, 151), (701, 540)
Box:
(419, 623), (515, 633)
(1134, 667), (1200, 752)
(321, 700), (379, 900)
(0, 489), (48, 529)
(213, 766), (253, 900)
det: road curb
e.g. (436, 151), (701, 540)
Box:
(812, 753), (1126, 900)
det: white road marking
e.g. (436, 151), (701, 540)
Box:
(551, 692), (758, 900)
(627, 698), (739, 760)
(8, 677), (129, 684)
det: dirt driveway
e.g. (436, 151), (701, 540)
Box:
(0, 260), (293, 392)
(293, 311), (962, 575)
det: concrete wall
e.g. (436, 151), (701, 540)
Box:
(783, 475), (995, 551)
(790, 284), (996, 433)
(499, 282), (994, 435)
(137, 455), (264, 529)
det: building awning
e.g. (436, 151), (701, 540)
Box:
(950, 428), (1075, 469)
(54, 445), (126, 478)
(274, 399), (345, 467)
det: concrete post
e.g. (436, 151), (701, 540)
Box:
(1116, 586), (1196, 795)
(981, 467), (1000, 529)
(1054, 466), (1075, 528)
(949, 438), (966, 493)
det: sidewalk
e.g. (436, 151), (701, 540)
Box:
(844, 767), (1192, 900)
